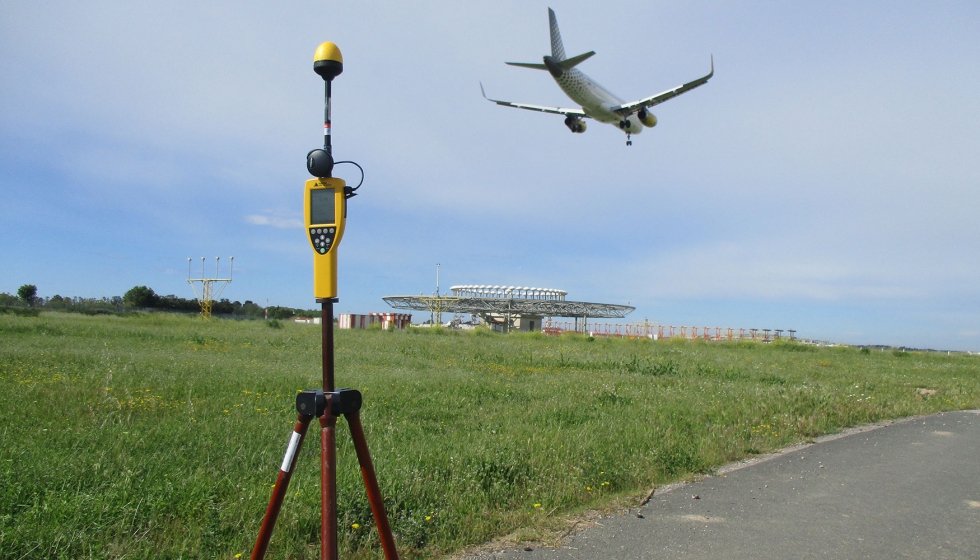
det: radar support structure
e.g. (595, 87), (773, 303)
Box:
(187, 257), (233, 319)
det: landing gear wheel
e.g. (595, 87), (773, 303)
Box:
(627, 140), (632, 146)
(626, 132), (632, 146)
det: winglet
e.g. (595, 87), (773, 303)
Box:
(709, 54), (714, 78)
(480, 81), (488, 99)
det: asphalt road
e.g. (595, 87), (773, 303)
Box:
(468, 410), (980, 559)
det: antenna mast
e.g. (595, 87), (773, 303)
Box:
(187, 256), (233, 319)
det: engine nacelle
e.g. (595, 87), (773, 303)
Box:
(638, 108), (657, 128)
(564, 115), (586, 133)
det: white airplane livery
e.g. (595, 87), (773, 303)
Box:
(482, 8), (713, 146)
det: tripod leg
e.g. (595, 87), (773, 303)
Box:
(251, 413), (314, 560)
(321, 413), (339, 560)
(346, 411), (399, 560)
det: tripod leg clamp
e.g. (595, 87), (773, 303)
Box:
(296, 389), (326, 416)
(296, 388), (362, 417)
(328, 388), (362, 416)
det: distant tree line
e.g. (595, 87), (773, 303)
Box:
(1, 284), (318, 320)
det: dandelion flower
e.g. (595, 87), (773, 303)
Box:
(235, 555), (242, 559)
(425, 516), (432, 521)
(352, 523), (360, 529)
(533, 503), (541, 508)
(586, 487), (592, 491)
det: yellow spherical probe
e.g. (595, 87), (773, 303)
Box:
(314, 42), (343, 81)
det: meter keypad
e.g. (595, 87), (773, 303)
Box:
(310, 227), (336, 254)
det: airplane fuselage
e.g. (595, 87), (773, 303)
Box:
(553, 67), (645, 134)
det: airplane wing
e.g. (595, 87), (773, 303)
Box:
(612, 55), (713, 116)
(480, 82), (588, 118)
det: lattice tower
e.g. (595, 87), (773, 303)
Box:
(187, 257), (233, 319)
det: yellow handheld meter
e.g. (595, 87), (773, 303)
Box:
(304, 177), (347, 299)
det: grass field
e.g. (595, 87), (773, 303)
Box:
(1, 312), (977, 559)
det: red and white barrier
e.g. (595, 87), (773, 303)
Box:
(339, 313), (412, 330)
(371, 312), (412, 330)
(339, 314), (374, 329)
(541, 320), (795, 341)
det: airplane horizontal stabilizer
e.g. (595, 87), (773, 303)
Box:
(505, 62), (549, 70)
(558, 51), (595, 70)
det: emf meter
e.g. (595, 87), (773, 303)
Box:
(305, 177), (347, 299)
(303, 41), (360, 301)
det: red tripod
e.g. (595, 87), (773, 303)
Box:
(251, 300), (398, 560)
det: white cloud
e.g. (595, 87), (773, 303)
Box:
(245, 213), (303, 229)
(623, 240), (920, 302)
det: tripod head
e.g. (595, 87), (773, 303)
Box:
(296, 389), (362, 417)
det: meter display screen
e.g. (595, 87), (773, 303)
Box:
(310, 188), (335, 225)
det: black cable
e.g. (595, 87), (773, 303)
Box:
(334, 161), (364, 195)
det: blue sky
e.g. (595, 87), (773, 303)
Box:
(2, 2), (979, 350)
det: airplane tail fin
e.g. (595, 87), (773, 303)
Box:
(507, 9), (591, 73)
(548, 8), (566, 60)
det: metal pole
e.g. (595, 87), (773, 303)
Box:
(324, 80), (332, 155)
(321, 300), (335, 392)
(320, 414), (338, 560)
(320, 298), (337, 559)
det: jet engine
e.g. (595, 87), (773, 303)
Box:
(638, 108), (657, 128)
(564, 115), (586, 133)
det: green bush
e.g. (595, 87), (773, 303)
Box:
(0, 306), (40, 317)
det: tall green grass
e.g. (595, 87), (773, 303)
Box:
(1, 313), (977, 558)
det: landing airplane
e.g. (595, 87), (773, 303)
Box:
(481, 8), (713, 146)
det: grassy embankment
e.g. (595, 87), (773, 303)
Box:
(1, 312), (977, 559)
